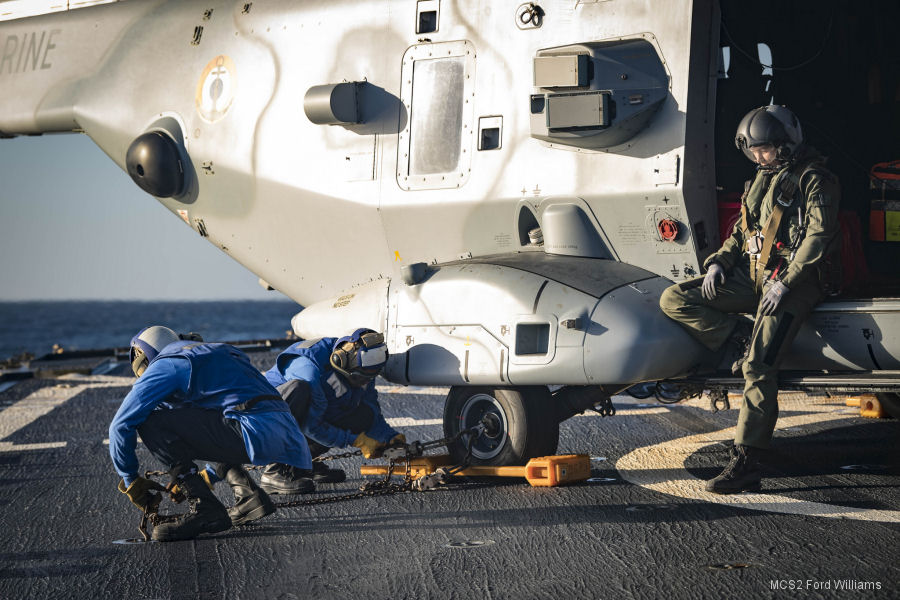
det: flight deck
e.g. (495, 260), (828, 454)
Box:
(0, 352), (896, 599)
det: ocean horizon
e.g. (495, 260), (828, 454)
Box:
(0, 299), (302, 360)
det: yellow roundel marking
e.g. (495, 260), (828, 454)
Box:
(195, 55), (236, 123)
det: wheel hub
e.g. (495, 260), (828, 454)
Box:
(459, 393), (508, 460)
(480, 412), (503, 438)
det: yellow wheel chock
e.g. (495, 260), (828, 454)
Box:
(361, 454), (591, 487)
(845, 394), (889, 419)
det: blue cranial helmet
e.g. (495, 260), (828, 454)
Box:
(329, 328), (389, 387)
(129, 325), (180, 377)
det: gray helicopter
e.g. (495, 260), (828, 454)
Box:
(1, 0), (898, 464)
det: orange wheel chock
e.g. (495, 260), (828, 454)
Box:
(360, 454), (592, 487)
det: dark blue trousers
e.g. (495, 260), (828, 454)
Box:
(278, 379), (374, 457)
(138, 408), (250, 477)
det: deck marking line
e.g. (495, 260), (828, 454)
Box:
(616, 410), (900, 523)
(386, 417), (443, 427)
(0, 384), (87, 453)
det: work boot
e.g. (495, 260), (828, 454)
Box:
(152, 472), (231, 542)
(219, 464), (276, 526)
(312, 460), (346, 484)
(705, 444), (763, 494)
(726, 320), (754, 375)
(259, 463), (315, 495)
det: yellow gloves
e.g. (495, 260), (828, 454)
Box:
(199, 468), (215, 489)
(353, 433), (407, 458)
(353, 432), (384, 459)
(118, 477), (166, 513)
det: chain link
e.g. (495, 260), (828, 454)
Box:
(139, 421), (490, 535)
(312, 449), (363, 462)
(708, 388), (730, 412)
(141, 424), (485, 531)
(591, 394), (616, 417)
(147, 459), (413, 527)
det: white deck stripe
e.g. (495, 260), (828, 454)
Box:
(0, 441), (67, 451)
(0, 378), (129, 453)
(0, 384), (86, 452)
(376, 385), (449, 396)
(616, 409), (900, 523)
(386, 417), (443, 427)
(574, 407), (671, 416)
(384, 407), (669, 428)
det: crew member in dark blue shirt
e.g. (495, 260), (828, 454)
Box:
(109, 325), (311, 542)
(260, 328), (404, 494)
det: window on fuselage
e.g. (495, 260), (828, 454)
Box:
(409, 57), (465, 175)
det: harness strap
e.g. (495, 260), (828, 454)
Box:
(754, 201), (786, 293)
(740, 179), (752, 238)
(750, 158), (821, 292)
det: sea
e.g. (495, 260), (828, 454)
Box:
(0, 300), (302, 360)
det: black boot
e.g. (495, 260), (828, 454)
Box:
(259, 463), (315, 495)
(312, 460), (346, 484)
(152, 472), (231, 542)
(219, 464), (276, 526)
(705, 444), (763, 494)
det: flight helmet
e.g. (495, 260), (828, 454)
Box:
(330, 328), (389, 387)
(129, 325), (180, 377)
(734, 105), (803, 163)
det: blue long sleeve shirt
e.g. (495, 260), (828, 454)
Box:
(110, 341), (311, 486)
(264, 339), (399, 448)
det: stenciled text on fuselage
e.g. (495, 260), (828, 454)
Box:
(0, 29), (61, 75)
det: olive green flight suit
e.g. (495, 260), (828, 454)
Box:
(660, 146), (841, 448)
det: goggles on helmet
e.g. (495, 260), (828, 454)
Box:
(330, 328), (389, 387)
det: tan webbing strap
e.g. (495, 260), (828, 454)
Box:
(739, 179), (752, 237)
(754, 201), (785, 293)
(740, 180), (756, 278)
(751, 158), (818, 292)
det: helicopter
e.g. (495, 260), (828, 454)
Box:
(2, 0), (898, 464)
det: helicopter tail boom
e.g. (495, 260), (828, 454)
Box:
(0, 1), (158, 136)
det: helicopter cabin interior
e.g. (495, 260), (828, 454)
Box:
(712, 0), (899, 299)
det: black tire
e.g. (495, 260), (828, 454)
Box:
(443, 386), (558, 466)
(876, 393), (900, 420)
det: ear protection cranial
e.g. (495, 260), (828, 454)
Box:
(128, 325), (184, 377)
(130, 346), (149, 377)
(330, 340), (355, 371)
(330, 328), (387, 385)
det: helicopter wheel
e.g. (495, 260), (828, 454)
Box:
(443, 386), (558, 466)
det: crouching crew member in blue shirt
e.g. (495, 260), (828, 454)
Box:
(259, 328), (405, 494)
(109, 326), (312, 542)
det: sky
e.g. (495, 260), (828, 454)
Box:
(0, 134), (288, 301)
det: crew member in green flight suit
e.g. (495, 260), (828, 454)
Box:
(659, 105), (841, 494)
